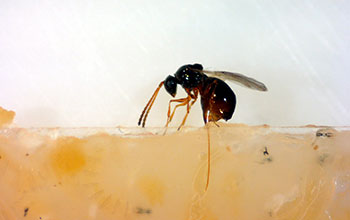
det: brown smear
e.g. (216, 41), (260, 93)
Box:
(0, 107), (350, 219)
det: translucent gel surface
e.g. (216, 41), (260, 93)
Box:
(0, 124), (349, 220)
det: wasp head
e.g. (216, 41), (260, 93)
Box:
(164, 75), (178, 97)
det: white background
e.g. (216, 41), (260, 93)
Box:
(1, 0), (349, 127)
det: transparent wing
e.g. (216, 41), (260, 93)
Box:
(202, 70), (268, 91)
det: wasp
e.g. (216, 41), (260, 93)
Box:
(138, 63), (267, 128)
(138, 63), (267, 190)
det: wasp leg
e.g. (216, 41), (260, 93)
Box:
(164, 96), (191, 129)
(177, 89), (199, 131)
(213, 121), (220, 127)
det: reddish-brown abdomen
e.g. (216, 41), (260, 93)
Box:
(199, 77), (236, 124)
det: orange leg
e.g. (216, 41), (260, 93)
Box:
(165, 96), (191, 129)
(138, 81), (164, 127)
(177, 89), (199, 130)
(166, 89), (197, 121)
(166, 98), (186, 122)
(176, 100), (191, 131)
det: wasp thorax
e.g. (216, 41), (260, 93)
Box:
(174, 64), (204, 89)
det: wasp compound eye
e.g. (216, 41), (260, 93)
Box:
(164, 75), (177, 97)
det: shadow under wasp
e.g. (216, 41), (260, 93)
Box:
(138, 63), (268, 190)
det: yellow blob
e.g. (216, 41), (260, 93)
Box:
(0, 107), (15, 127)
(137, 175), (165, 205)
(50, 137), (86, 176)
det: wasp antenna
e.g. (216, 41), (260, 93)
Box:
(138, 81), (164, 127)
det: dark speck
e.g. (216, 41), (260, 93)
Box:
(263, 147), (269, 156)
(24, 207), (29, 217)
(319, 154), (329, 165)
(136, 207), (152, 214)
(265, 157), (273, 162)
(316, 128), (335, 138)
(259, 147), (273, 164)
(268, 210), (273, 217)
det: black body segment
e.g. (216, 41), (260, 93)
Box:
(174, 64), (204, 89)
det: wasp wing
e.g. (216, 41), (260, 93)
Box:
(202, 70), (268, 91)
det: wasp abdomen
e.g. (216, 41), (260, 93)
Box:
(200, 77), (236, 123)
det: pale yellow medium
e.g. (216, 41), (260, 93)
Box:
(0, 108), (349, 220)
